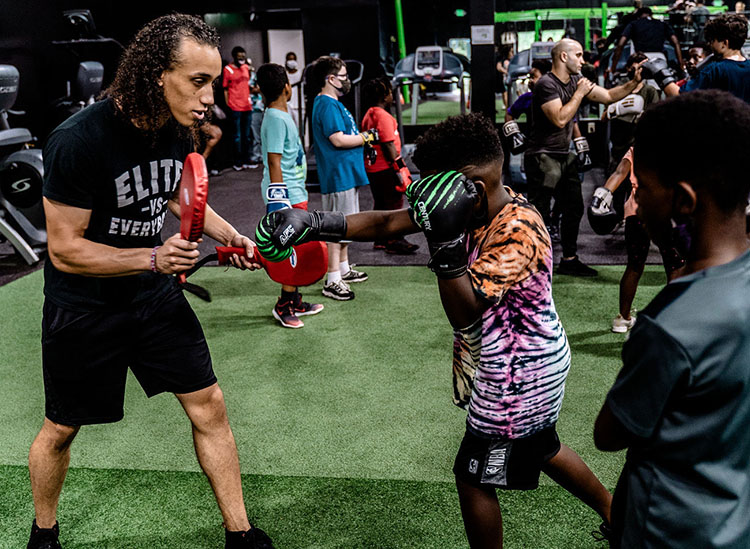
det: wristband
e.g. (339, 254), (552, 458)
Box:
(150, 246), (160, 273)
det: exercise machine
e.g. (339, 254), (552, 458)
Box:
(0, 65), (46, 265)
(392, 46), (469, 140)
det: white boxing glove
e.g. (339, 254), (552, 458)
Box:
(607, 94), (645, 120)
(266, 182), (292, 213)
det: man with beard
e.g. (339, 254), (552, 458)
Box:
(28, 14), (272, 549)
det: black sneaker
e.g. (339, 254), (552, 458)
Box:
(225, 526), (274, 549)
(385, 239), (420, 255)
(293, 294), (324, 317)
(27, 520), (62, 549)
(556, 257), (598, 277)
(341, 268), (368, 283)
(322, 280), (355, 300)
(591, 521), (613, 542)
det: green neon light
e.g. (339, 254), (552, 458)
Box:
(394, 0), (409, 103)
(455, 8), (467, 17)
(494, 5), (726, 24)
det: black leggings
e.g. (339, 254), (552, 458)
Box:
(524, 152), (584, 258)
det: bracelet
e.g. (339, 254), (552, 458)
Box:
(150, 246), (161, 273)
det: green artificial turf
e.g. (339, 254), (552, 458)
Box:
(0, 265), (666, 548)
(400, 99), (508, 125)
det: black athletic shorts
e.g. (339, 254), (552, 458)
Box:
(41, 287), (216, 426)
(453, 425), (561, 490)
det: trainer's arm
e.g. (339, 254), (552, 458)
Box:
(167, 198), (259, 270)
(344, 208), (419, 240)
(586, 66), (642, 105)
(594, 401), (636, 452)
(540, 78), (593, 128)
(44, 197), (198, 276)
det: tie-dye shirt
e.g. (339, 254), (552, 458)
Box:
(453, 190), (571, 438)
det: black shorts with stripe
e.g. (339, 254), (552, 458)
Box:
(453, 425), (561, 490)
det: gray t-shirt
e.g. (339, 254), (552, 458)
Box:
(527, 72), (581, 155)
(606, 248), (750, 549)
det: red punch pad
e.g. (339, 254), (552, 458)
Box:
(216, 240), (328, 287)
(180, 152), (209, 242)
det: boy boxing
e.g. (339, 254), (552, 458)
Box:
(255, 113), (612, 547)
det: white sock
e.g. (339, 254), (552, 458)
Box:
(327, 270), (342, 285)
(339, 260), (350, 274)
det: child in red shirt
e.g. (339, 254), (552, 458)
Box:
(361, 77), (419, 254)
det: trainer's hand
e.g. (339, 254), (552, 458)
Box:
(576, 77), (595, 98)
(227, 234), (262, 270)
(155, 233), (200, 274)
(406, 171), (477, 241)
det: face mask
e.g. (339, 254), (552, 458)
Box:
(286, 60), (298, 70)
(338, 78), (352, 95)
(236, 59), (246, 65)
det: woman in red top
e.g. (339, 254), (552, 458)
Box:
(360, 77), (419, 254)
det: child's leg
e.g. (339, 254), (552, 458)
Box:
(618, 266), (643, 318)
(456, 478), (503, 549)
(541, 444), (611, 525)
(327, 243), (341, 282)
(339, 243), (348, 265)
(619, 216), (649, 318)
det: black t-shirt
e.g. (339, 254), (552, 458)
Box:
(622, 18), (675, 53)
(42, 98), (192, 311)
(527, 72), (581, 155)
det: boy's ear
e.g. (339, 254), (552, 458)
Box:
(470, 177), (487, 206)
(673, 181), (697, 218)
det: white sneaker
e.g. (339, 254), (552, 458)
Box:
(322, 280), (355, 301)
(611, 314), (636, 333)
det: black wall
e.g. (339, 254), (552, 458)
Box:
(0, 0), (384, 141)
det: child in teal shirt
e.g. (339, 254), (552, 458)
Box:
(256, 63), (323, 328)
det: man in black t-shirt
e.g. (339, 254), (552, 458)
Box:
(525, 38), (643, 277)
(610, 8), (684, 76)
(28, 14), (274, 549)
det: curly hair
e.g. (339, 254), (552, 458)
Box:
(103, 13), (220, 134)
(362, 76), (392, 110)
(412, 113), (504, 173)
(704, 13), (749, 50)
(634, 89), (750, 212)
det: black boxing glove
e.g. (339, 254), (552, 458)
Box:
(256, 208), (347, 262)
(502, 120), (527, 155)
(641, 58), (677, 91)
